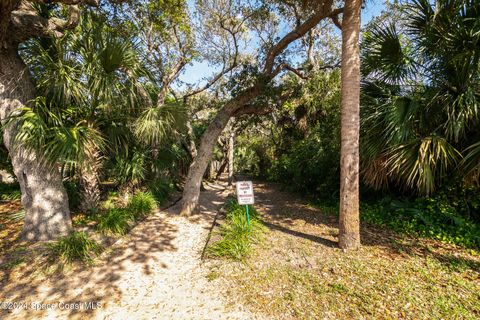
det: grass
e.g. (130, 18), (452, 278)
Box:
(229, 252), (480, 319)
(96, 207), (134, 235)
(207, 197), (266, 260)
(47, 231), (102, 264)
(95, 191), (157, 235)
(215, 225), (480, 319)
(207, 184), (480, 319)
(126, 191), (157, 219)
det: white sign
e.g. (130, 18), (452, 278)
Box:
(236, 181), (254, 205)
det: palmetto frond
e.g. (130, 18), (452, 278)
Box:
(386, 136), (461, 195)
(9, 98), (105, 169)
(460, 140), (480, 179)
(23, 37), (87, 107)
(134, 102), (187, 145)
(361, 0), (480, 194)
(362, 24), (416, 84)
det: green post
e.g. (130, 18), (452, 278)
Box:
(245, 204), (250, 228)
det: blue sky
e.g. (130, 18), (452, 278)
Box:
(178, 0), (387, 88)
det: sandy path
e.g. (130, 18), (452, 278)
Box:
(0, 182), (260, 320)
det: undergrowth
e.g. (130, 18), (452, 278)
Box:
(96, 191), (157, 235)
(126, 191), (157, 219)
(149, 179), (175, 206)
(47, 231), (102, 264)
(0, 182), (21, 201)
(96, 207), (134, 235)
(317, 194), (480, 249)
(207, 197), (265, 260)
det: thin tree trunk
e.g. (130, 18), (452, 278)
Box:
(338, 0), (362, 250)
(180, 87), (260, 216)
(215, 159), (228, 180)
(0, 48), (72, 241)
(227, 130), (234, 186)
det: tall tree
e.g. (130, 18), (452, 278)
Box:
(338, 0), (362, 250)
(0, 0), (124, 240)
(180, 0), (343, 216)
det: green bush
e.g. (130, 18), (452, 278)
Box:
(268, 126), (340, 199)
(207, 197), (265, 260)
(361, 197), (480, 249)
(96, 207), (134, 235)
(148, 179), (174, 205)
(47, 231), (102, 264)
(126, 191), (157, 219)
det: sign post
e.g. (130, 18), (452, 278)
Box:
(236, 181), (254, 228)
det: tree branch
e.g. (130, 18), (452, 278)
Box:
(283, 64), (308, 80)
(10, 2), (80, 42)
(331, 15), (342, 30)
(263, 2), (343, 76)
(4, 0), (128, 45)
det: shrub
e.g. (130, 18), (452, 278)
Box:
(96, 207), (134, 235)
(148, 179), (174, 205)
(47, 231), (102, 264)
(207, 197), (265, 260)
(361, 197), (480, 249)
(126, 191), (157, 220)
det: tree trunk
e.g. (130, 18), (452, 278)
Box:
(215, 159), (228, 180)
(180, 87), (260, 215)
(184, 119), (198, 159)
(227, 129), (234, 186)
(78, 142), (102, 213)
(338, 0), (362, 250)
(0, 48), (72, 241)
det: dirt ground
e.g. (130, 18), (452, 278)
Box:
(1, 180), (479, 319)
(206, 181), (480, 319)
(0, 181), (263, 320)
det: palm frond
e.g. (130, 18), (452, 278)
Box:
(386, 136), (461, 195)
(134, 102), (187, 145)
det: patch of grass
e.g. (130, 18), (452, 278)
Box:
(126, 191), (157, 220)
(207, 197), (266, 260)
(227, 249), (480, 319)
(47, 231), (102, 264)
(0, 183), (21, 201)
(96, 207), (134, 235)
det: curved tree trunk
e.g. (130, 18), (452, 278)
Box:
(180, 87), (260, 216)
(338, 0), (362, 250)
(0, 48), (72, 241)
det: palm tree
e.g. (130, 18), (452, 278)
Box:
(361, 0), (480, 195)
(17, 13), (148, 212)
(338, 0), (363, 250)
